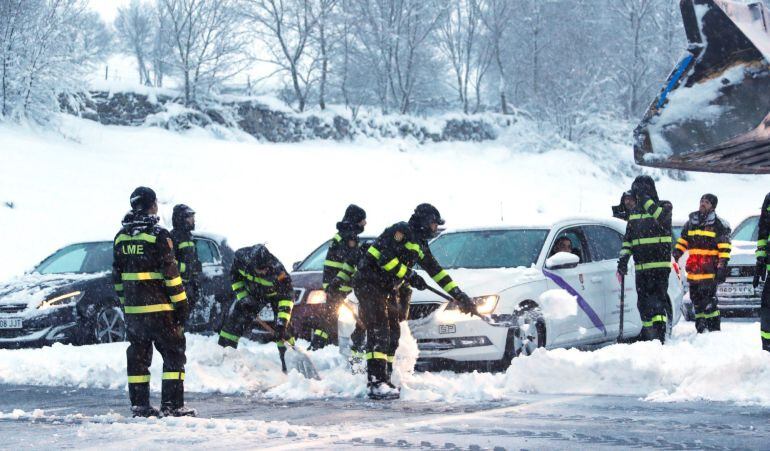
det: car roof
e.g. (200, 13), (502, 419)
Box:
(440, 216), (626, 234)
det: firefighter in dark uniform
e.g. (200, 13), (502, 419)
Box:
(170, 204), (202, 325)
(310, 204), (367, 351)
(217, 245), (295, 361)
(353, 204), (475, 400)
(612, 191), (637, 221)
(112, 187), (195, 417)
(753, 192), (770, 351)
(673, 194), (731, 333)
(617, 176), (674, 343)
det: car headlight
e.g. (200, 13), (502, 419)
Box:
(338, 303), (356, 324)
(306, 290), (327, 304)
(38, 291), (83, 310)
(473, 295), (499, 315)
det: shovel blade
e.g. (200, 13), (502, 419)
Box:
(285, 347), (321, 380)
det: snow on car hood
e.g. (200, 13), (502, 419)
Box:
(730, 240), (758, 265)
(0, 272), (104, 310)
(413, 267), (542, 303)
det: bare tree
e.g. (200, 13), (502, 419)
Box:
(114, 0), (154, 85)
(161, 0), (248, 106)
(308, 0), (338, 110)
(479, 0), (515, 114)
(242, 0), (319, 112)
(437, 0), (484, 113)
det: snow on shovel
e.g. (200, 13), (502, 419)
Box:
(254, 318), (321, 380)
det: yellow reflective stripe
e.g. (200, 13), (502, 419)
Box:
(336, 271), (351, 281)
(634, 262), (671, 271)
(432, 270), (449, 283)
(219, 330), (239, 343)
(170, 292), (187, 303)
(443, 281), (458, 292)
(178, 241), (194, 249)
(114, 283), (124, 291)
(235, 290), (248, 300)
(162, 371), (185, 380)
(762, 331), (770, 339)
(677, 238), (688, 246)
(622, 241), (631, 248)
(124, 304), (174, 314)
(620, 249), (632, 255)
(387, 355), (395, 363)
(164, 276), (183, 287)
(631, 236), (672, 246)
(119, 297), (125, 304)
(238, 270), (274, 286)
(314, 329), (329, 339)
(687, 230), (717, 238)
(324, 260), (344, 269)
(757, 250), (768, 258)
(396, 264), (408, 279)
(275, 337), (296, 348)
(644, 199), (655, 210)
(687, 273), (716, 280)
(675, 244), (687, 253)
(758, 239), (768, 247)
(642, 315), (667, 327)
(322, 282), (329, 289)
(628, 213), (654, 220)
(128, 374), (151, 384)
(718, 252), (730, 259)
(688, 249), (719, 256)
(278, 300), (293, 308)
(277, 312), (291, 321)
(179, 262), (186, 273)
(115, 233), (157, 244)
(368, 246), (382, 259)
(339, 286), (353, 292)
(333, 233), (342, 242)
(652, 207), (663, 219)
(232, 281), (245, 291)
(122, 272), (163, 281)
(342, 263), (355, 273)
(695, 310), (720, 319)
(717, 243), (731, 249)
(404, 242), (424, 259)
(365, 351), (388, 360)
(383, 258), (400, 271)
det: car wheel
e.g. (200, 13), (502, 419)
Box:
(514, 305), (546, 357)
(94, 306), (126, 344)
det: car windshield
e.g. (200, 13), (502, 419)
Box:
(430, 229), (549, 269)
(732, 216), (759, 241)
(295, 237), (375, 272)
(672, 225), (684, 241)
(35, 242), (113, 275)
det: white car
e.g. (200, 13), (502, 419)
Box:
(399, 217), (684, 371)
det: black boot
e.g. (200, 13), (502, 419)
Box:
(131, 405), (160, 418)
(706, 315), (721, 332)
(161, 379), (196, 417)
(129, 382), (151, 410)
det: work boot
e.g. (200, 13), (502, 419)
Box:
(695, 318), (707, 334)
(131, 405), (160, 418)
(706, 316), (721, 332)
(367, 382), (400, 400)
(161, 405), (197, 417)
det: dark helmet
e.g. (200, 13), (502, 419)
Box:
(172, 204), (196, 230)
(129, 186), (156, 212)
(409, 203), (445, 239)
(341, 204), (366, 224)
(620, 190), (634, 202)
(701, 193), (718, 209)
(631, 175), (659, 202)
(247, 244), (273, 268)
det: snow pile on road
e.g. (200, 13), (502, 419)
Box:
(1, 322), (769, 406)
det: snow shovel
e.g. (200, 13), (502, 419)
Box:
(254, 318), (321, 380)
(617, 273), (625, 344)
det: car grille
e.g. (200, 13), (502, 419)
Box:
(0, 304), (27, 314)
(409, 303), (442, 320)
(293, 288), (305, 304)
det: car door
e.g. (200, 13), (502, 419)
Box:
(583, 225), (636, 339)
(543, 226), (608, 345)
(192, 238), (226, 328)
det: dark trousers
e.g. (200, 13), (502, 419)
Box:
(762, 281), (770, 352)
(218, 295), (268, 348)
(636, 269), (669, 343)
(689, 282), (720, 333)
(310, 292), (345, 349)
(126, 313), (186, 408)
(355, 282), (402, 385)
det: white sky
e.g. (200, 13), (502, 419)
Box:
(90, 0), (133, 24)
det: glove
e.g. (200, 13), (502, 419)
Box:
(327, 276), (343, 293)
(617, 260), (628, 276)
(716, 265), (728, 284)
(452, 290), (476, 315)
(754, 258), (767, 288)
(408, 272), (427, 290)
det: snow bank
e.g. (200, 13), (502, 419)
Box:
(538, 289), (578, 320)
(1, 322), (769, 407)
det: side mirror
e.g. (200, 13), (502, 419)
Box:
(292, 261), (301, 271)
(545, 252), (580, 270)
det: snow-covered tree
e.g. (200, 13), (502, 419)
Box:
(114, 0), (154, 85)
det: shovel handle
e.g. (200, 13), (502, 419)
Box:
(426, 285), (454, 302)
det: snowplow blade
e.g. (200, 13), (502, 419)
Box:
(634, 0), (770, 174)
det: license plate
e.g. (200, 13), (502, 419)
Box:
(0, 318), (22, 329)
(717, 284), (756, 296)
(258, 307), (275, 321)
(438, 324), (456, 334)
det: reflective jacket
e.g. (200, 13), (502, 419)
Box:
(757, 193), (770, 266)
(355, 222), (460, 296)
(112, 212), (188, 321)
(619, 196), (674, 273)
(673, 210), (731, 284)
(170, 229), (201, 284)
(323, 232), (360, 296)
(229, 246), (294, 328)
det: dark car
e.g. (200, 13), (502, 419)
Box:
(0, 232), (233, 348)
(285, 236), (374, 343)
